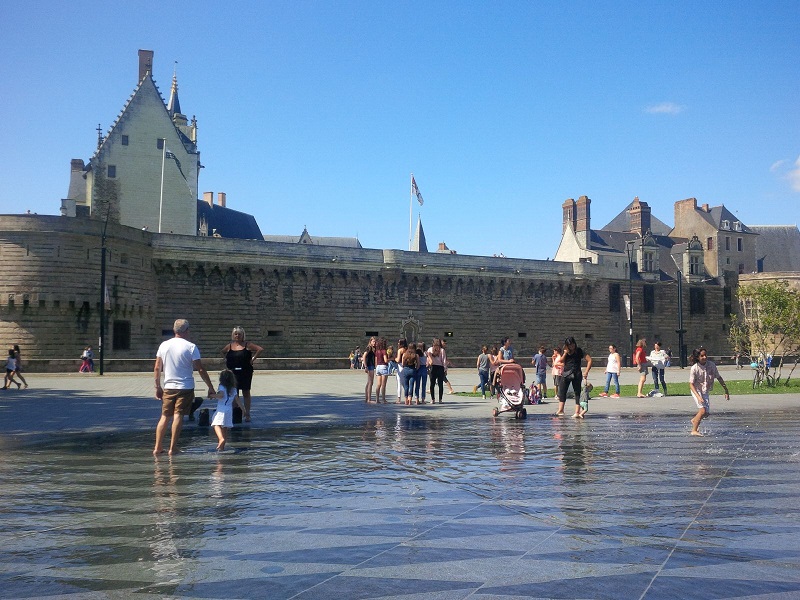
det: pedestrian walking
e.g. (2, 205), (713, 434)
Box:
(599, 344), (621, 398)
(634, 339), (648, 398)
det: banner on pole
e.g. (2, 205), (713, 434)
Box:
(411, 176), (424, 205)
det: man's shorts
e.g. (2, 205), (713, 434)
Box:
(693, 391), (710, 411)
(162, 389), (195, 417)
(535, 372), (547, 385)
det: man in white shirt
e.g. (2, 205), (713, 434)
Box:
(153, 319), (215, 456)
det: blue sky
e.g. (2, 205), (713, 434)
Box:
(2, 1), (799, 259)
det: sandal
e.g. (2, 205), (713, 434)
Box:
(553, 412), (564, 416)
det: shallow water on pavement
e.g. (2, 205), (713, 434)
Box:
(2, 411), (800, 599)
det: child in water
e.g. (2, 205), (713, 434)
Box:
(577, 382), (593, 418)
(209, 369), (244, 451)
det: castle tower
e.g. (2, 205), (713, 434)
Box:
(69, 50), (200, 235)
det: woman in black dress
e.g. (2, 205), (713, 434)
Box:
(555, 336), (593, 418)
(222, 327), (263, 422)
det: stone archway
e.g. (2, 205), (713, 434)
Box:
(401, 313), (421, 344)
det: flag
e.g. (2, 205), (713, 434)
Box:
(412, 176), (424, 205)
(165, 150), (186, 180)
(104, 285), (111, 309)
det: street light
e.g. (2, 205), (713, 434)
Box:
(625, 240), (635, 367)
(98, 199), (110, 375)
(676, 269), (686, 368)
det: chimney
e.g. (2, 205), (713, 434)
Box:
(138, 49), (154, 83)
(561, 198), (576, 234)
(575, 195), (591, 230)
(203, 191), (214, 206)
(628, 197), (651, 236)
(701, 203), (710, 212)
(70, 159), (85, 172)
(217, 192), (226, 208)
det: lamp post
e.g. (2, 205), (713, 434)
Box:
(626, 240), (635, 367)
(676, 269), (686, 368)
(98, 200), (110, 375)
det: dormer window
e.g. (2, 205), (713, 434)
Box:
(642, 250), (655, 272)
(721, 220), (730, 230)
(733, 221), (742, 232)
(689, 255), (701, 275)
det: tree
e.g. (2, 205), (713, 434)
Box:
(729, 280), (800, 385)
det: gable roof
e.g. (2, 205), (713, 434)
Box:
(694, 204), (755, 234)
(601, 200), (672, 235)
(93, 73), (196, 162)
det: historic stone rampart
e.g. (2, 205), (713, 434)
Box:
(0, 215), (728, 370)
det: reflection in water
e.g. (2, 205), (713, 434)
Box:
(489, 418), (527, 468)
(1, 411), (794, 597)
(151, 458), (182, 585)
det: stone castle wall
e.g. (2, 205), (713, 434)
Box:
(0, 215), (729, 369)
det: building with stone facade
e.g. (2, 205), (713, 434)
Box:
(63, 50), (200, 236)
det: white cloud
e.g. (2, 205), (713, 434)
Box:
(770, 159), (787, 173)
(644, 102), (685, 115)
(788, 156), (800, 192)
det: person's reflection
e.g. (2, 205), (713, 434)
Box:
(552, 425), (597, 530)
(209, 457), (225, 500)
(489, 418), (526, 469)
(150, 458), (182, 582)
(559, 430), (591, 484)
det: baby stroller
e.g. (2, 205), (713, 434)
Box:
(492, 363), (528, 419)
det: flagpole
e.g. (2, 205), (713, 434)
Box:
(409, 173), (414, 251)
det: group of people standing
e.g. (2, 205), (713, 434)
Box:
(4, 344), (27, 390)
(630, 339), (671, 397)
(475, 337), (593, 419)
(476, 336), (729, 434)
(154, 321), (263, 456)
(362, 337), (453, 405)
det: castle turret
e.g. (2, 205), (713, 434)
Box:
(167, 67), (189, 128)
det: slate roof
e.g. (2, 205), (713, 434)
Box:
(694, 205), (755, 234)
(412, 217), (428, 252)
(600, 200), (672, 235)
(197, 200), (263, 240)
(750, 225), (800, 272)
(587, 229), (683, 281)
(263, 228), (362, 248)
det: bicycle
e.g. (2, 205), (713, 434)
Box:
(752, 363), (765, 389)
